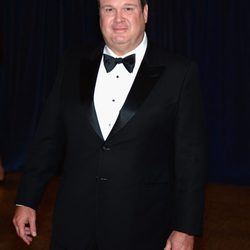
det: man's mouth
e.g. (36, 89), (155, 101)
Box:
(113, 27), (128, 32)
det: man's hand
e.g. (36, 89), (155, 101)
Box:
(13, 205), (37, 245)
(164, 230), (194, 250)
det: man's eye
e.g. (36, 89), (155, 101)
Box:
(103, 7), (115, 13)
(123, 7), (135, 12)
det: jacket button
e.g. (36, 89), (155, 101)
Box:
(102, 146), (111, 151)
(100, 177), (108, 181)
(96, 176), (108, 182)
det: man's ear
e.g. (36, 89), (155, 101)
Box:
(143, 4), (149, 24)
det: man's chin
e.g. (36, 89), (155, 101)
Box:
(110, 39), (127, 47)
(112, 35), (127, 42)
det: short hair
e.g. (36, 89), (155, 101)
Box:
(97, 0), (148, 9)
(139, 0), (148, 8)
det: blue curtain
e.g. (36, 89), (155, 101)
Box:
(1, 0), (250, 184)
(2, 0), (100, 171)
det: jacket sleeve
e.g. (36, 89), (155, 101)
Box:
(173, 61), (207, 235)
(15, 55), (67, 209)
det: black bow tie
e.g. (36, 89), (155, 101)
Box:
(103, 54), (135, 73)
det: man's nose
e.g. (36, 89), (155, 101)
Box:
(114, 9), (124, 22)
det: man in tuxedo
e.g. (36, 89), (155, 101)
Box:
(13, 0), (206, 249)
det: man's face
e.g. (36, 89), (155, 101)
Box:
(99, 0), (148, 56)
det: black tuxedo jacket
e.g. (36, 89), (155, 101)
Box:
(16, 43), (206, 250)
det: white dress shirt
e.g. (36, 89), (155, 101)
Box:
(94, 33), (148, 140)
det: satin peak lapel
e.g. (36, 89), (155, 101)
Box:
(108, 53), (165, 138)
(80, 48), (104, 140)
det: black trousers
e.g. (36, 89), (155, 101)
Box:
(49, 240), (98, 250)
(50, 245), (98, 250)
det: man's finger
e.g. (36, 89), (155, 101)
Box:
(24, 226), (31, 235)
(19, 225), (32, 245)
(29, 216), (37, 237)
